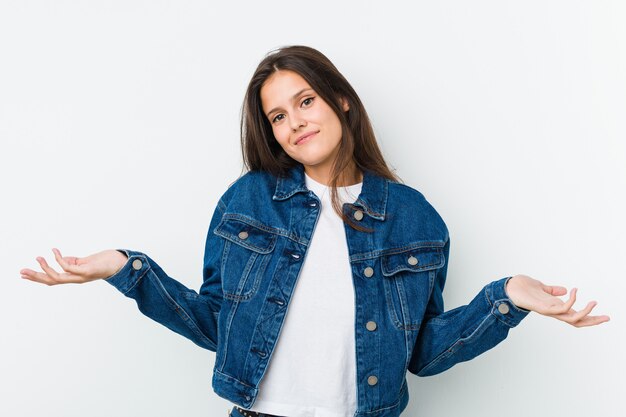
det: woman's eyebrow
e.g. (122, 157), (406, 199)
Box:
(266, 88), (314, 117)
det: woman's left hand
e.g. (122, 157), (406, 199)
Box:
(505, 274), (610, 327)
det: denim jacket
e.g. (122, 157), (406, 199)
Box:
(105, 164), (529, 416)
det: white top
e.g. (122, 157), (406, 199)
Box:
(248, 173), (362, 417)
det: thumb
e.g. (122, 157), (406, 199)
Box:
(543, 284), (568, 296)
(53, 248), (85, 275)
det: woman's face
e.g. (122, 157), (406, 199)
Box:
(260, 70), (348, 184)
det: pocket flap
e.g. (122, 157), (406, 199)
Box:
(215, 217), (277, 254)
(381, 246), (444, 277)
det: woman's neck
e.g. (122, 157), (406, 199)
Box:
(304, 162), (362, 186)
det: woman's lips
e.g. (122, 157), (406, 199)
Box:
(295, 131), (318, 145)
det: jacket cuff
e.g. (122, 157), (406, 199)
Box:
(104, 249), (150, 294)
(486, 277), (530, 328)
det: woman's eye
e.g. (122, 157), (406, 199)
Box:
(272, 114), (285, 123)
(301, 97), (314, 107)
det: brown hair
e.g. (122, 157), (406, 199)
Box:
(240, 45), (398, 227)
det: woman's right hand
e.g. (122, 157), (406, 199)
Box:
(20, 248), (129, 285)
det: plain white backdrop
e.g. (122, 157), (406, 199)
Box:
(1, 1), (624, 416)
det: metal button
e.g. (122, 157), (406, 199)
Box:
(238, 231), (249, 240)
(132, 259), (143, 271)
(407, 256), (418, 266)
(367, 375), (378, 386)
(364, 267), (374, 278)
(498, 303), (510, 315)
(291, 253), (301, 259)
(353, 210), (364, 221)
(366, 321), (377, 331)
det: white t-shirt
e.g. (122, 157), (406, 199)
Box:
(248, 173), (362, 417)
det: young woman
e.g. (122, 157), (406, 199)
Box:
(20, 46), (609, 417)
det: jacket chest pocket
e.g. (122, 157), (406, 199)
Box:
(214, 217), (277, 301)
(380, 246), (445, 330)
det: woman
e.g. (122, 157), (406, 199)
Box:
(20, 46), (609, 417)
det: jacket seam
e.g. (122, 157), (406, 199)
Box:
(350, 241), (446, 262)
(485, 283), (519, 328)
(219, 213), (310, 246)
(418, 313), (493, 375)
(119, 263), (149, 295)
(147, 269), (214, 347)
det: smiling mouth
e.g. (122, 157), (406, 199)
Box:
(295, 131), (318, 145)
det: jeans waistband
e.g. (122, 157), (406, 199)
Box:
(230, 405), (284, 417)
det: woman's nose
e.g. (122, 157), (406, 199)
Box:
(290, 115), (307, 131)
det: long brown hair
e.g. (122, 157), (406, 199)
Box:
(241, 45), (398, 226)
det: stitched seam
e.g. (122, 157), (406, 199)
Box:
(215, 226), (277, 254)
(383, 277), (402, 329)
(395, 278), (410, 330)
(359, 385), (405, 414)
(213, 369), (256, 389)
(220, 213), (308, 245)
(220, 240), (231, 286)
(484, 284), (516, 327)
(223, 252), (257, 301)
(350, 241), (445, 262)
(119, 266), (149, 295)
(382, 259), (442, 276)
(217, 298), (238, 371)
(147, 270), (213, 346)
(419, 314), (493, 375)
(224, 253), (271, 302)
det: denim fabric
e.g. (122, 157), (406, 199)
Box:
(106, 164), (529, 417)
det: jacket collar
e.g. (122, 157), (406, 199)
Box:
(272, 164), (388, 221)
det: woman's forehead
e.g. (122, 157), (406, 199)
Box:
(260, 70), (314, 110)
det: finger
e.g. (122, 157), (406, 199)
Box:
(52, 248), (83, 274)
(572, 315), (611, 328)
(552, 300), (604, 326)
(19, 267), (36, 276)
(20, 268), (58, 286)
(561, 301), (598, 325)
(548, 287), (577, 315)
(37, 257), (61, 281)
(544, 285), (567, 296)
(22, 267), (86, 285)
(35, 256), (84, 284)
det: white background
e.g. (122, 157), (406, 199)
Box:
(1, 1), (624, 416)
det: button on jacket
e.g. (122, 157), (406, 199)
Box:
(106, 165), (529, 416)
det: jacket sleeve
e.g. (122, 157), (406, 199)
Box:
(408, 238), (530, 376)
(103, 199), (226, 351)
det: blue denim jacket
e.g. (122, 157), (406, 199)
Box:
(105, 164), (529, 416)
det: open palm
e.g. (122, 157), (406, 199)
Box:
(20, 248), (128, 285)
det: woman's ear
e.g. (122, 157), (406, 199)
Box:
(340, 97), (350, 112)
